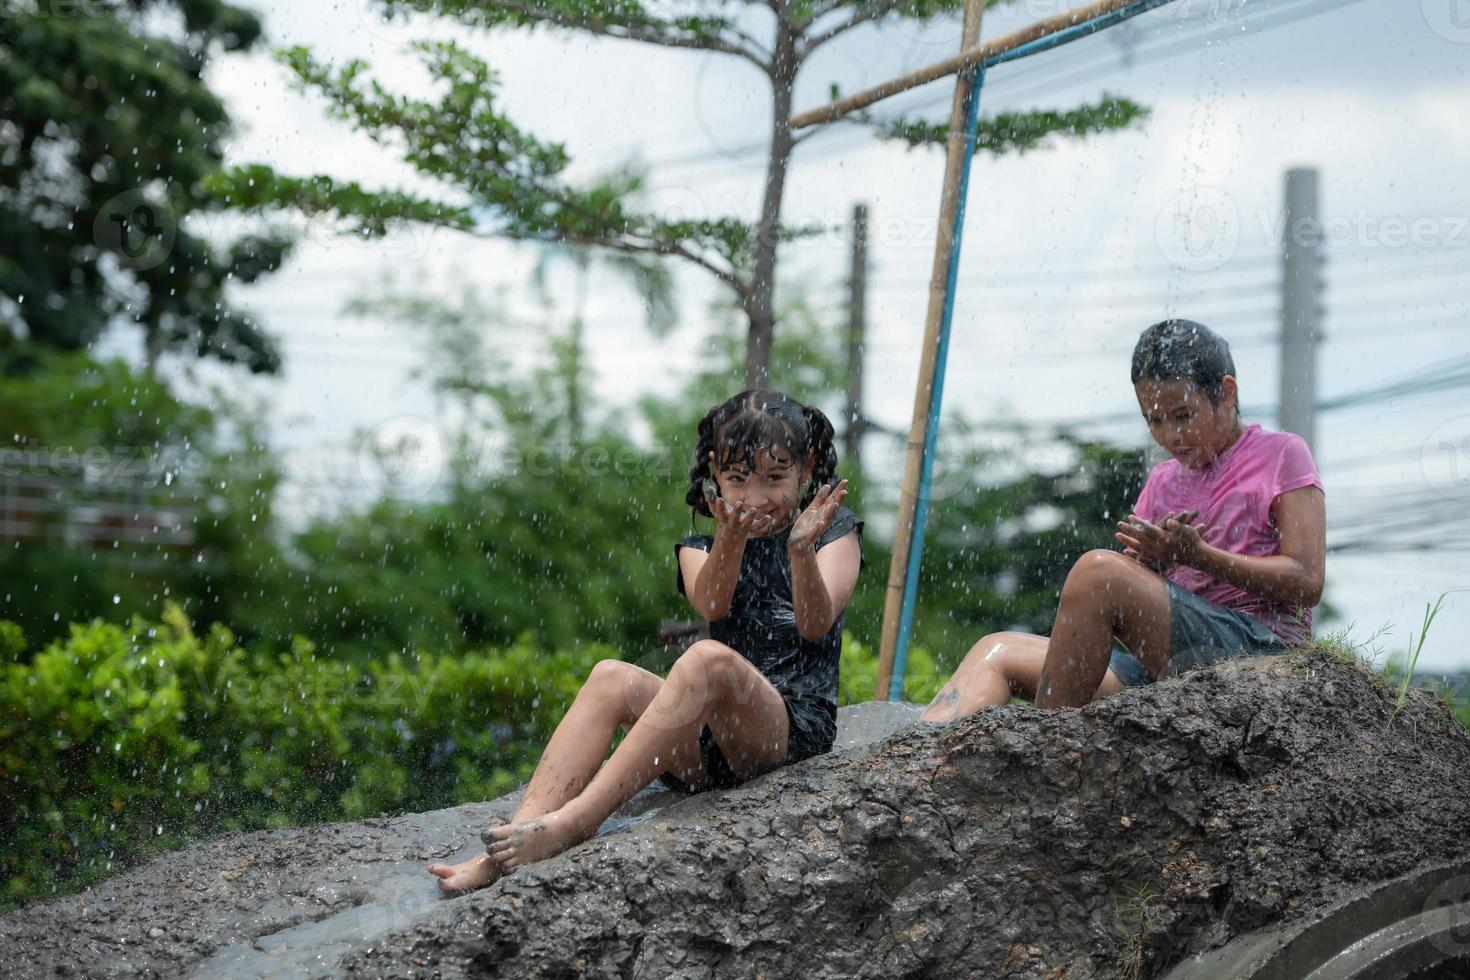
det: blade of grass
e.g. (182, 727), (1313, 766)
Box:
(1391, 591), (1450, 726)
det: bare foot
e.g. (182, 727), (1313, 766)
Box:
(427, 851), (504, 895)
(484, 806), (595, 871)
(920, 689), (962, 723)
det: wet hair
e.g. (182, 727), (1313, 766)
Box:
(1131, 318), (1237, 408)
(686, 389), (839, 520)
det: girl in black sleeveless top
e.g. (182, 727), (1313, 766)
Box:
(429, 389), (864, 893)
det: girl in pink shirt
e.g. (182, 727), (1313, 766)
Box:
(923, 319), (1326, 720)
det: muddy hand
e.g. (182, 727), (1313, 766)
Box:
(1117, 510), (1207, 565)
(788, 479), (848, 550)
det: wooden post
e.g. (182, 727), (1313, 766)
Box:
(873, 0), (987, 702)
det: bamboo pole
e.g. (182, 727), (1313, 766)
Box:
(791, 0), (1145, 130)
(872, 0), (987, 702)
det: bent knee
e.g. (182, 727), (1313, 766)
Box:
(1073, 548), (1131, 575)
(672, 640), (759, 702)
(584, 658), (637, 696)
(963, 631), (1027, 664)
(585, 658), (659, 724)
(676, 639), (739, 671)
(1064, 549), (1135, 593)
(960, 632), (1043, 686)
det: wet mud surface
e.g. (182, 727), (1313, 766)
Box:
(3, 651), (1468, 978)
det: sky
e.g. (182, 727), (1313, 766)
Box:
(127, 0), (1470, 672)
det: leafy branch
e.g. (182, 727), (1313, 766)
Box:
(861, 93), (1150, 154)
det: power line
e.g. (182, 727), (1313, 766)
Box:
(865, 261), (1274, 285)
(858, 318), (1467, 366)
(967, 0), (1378, 111)
(650, 0), (1370, 183)
(904, 354), (1470, 431)
(261, 290), (1468, 369)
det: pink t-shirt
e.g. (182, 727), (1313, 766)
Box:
(1133, 423), (1323, 644)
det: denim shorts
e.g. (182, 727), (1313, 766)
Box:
(1107, 580), (1292, 688)
(656, 695), (835, 794)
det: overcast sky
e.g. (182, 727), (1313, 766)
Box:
(142, 0), (1470, 671)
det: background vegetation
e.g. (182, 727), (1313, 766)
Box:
(8, 0), (1430, 917)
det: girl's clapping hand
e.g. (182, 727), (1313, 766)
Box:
(1116, 510), (1207, 567)
(704, 467), (776, 538)
(788, 480), (849, 552)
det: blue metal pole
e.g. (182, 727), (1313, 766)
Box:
(882, 0), (1179, 701)
(984, 0), (1178, 70)
(888, 67), (987, 702)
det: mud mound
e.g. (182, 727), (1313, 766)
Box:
(3, 649), (1468, 979)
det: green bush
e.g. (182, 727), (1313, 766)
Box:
(0, 603), (608, 907)
(839, 634), (943, 706)
(0, 602), (957, 908)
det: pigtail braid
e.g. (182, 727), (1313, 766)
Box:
(685, 407), (719, 518)
(799, 404), (840, 508)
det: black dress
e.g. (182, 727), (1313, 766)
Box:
(658, 506), (864, 793)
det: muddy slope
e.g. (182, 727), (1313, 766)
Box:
(3, 650), (1468, 979)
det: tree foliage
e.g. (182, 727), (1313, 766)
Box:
(0, 345), (287, 647)
(0, 0), (295, 372)
(862, 94), (1151, 154)
(215, 0), (1151, 384)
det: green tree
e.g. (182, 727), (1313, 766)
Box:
(0, 346), (289, 650)
(276, 282), (686, 660)
(271, 268), (854, 661)
(641, 263), (853, 446)
(530, 243), (677, 445)
(212, 0), (1147, 386)
(0, 0), (305, 372)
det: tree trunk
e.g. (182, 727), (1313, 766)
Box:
(143, 318), (162, 378)
(569, 257), (590, 444)
(567, 315), (584, 445)
(744, 22), (799, 390)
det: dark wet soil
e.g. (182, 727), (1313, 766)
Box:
(3, 650), (1468, 979)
